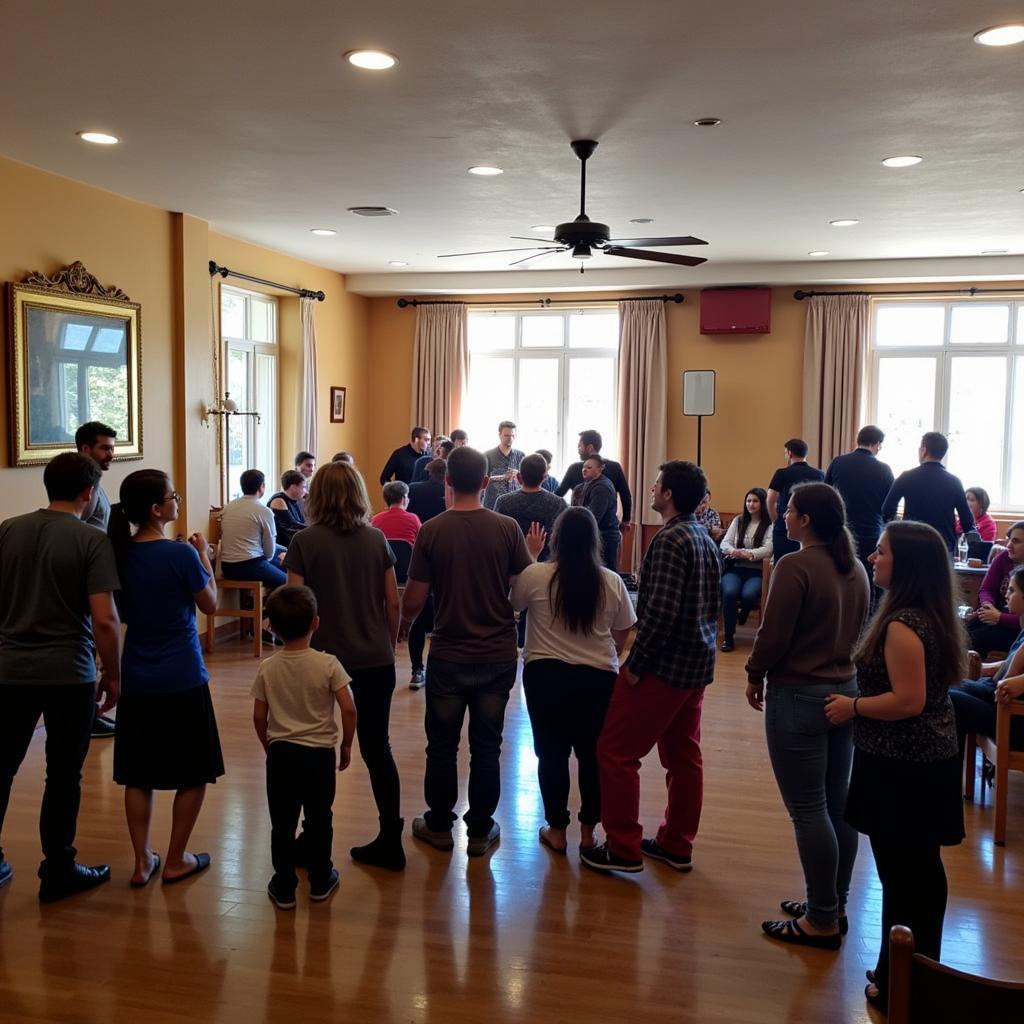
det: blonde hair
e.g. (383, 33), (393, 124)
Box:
(306, 461), (371, 532)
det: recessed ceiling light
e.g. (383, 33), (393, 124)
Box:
(693, 118), (722, 127)
(629, 217), (654, 224)
(807, 250), (830, 257)
(530, 225), (555, 233)
(310, 228), (336, 236)
(974, 25), (1024, 47)
(882, 155), (923, 167)
(77, 131), (119, 145)
(982, 249), (1008, 255)
(344, 49), (398, 69)
(830, 219), (859, 227)
(468, 165), (503, 176)
(388, 260), (408, 267)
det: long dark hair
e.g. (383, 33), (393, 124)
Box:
(108, 470), (170, 550)
(736, 487), (770, 549)
(547, 507), (606, 634)
(854, 521), (967, 688)
(789, 482), (857, 574)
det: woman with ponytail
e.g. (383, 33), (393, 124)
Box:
(510, 507), (636, 854)
(744, 483), (870, 949)
(109, 470), (222, 887)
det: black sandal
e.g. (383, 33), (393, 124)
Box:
(779, 898), (849, 935)
(762, 917), (842, 950)
(864, 982), (887, 1010)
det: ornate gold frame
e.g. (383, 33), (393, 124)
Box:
(7, 261), (143, 466)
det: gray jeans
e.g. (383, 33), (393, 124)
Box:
(765, 680), (859, 930)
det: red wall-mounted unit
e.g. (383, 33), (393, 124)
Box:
(699, 287), (772, 335)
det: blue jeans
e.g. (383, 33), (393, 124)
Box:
(721, 565), (762, 639)
(423, 657), (517, 836)
(222, 550), (286, 588)
(765, 680), (859, 930)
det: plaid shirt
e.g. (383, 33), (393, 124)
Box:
(625, 514), (721, 689)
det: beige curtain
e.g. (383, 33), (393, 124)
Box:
(299, 297), (319, 455)
(617, 298), (667, 571)
(411, 303), (468, 434)
(801, 294), (869, 467)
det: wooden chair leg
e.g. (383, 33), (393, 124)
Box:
(964, 734), (977, 802)
(253, 586), (263, 658)
(993, 707), (1011, 845)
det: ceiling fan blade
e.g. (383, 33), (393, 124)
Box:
(603, 246), (708, 267)
(509, 249), (564, 267)
(510, 236), (558, 243)
(437, 246), (559, 258)
(605, 236), (708, 247)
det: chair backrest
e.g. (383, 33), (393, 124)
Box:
(389, 539), (414, 585)
(889, 925), (1024, 1024)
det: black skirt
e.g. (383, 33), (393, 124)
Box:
(845, 747), (964, 847)
(114, 683), (225, 790)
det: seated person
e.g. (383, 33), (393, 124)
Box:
(331, 451), (354, 465)
(412, 437), (453, 483)
(534, 449), (560, 494)
(371, 482), (421, 546)
(221, 469), (286, 587)
(956, 487), (997, 542)
(966, 520), (1024, 656)
(268, 470), (307, 546)
(719, 487), (773, 652)
(407, 458), (447, 524)
(696, 489), (725, 543)
(951, 564), (1024, 758)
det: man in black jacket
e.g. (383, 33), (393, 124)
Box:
(380, 427), (431, 485)
(556, 430), (632, 525)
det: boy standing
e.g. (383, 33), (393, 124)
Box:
(252, 585), (356, 909)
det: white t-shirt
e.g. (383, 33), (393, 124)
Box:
(250, 648), (351, 748)
(220, 495), (277, 563)
(510, 562), (637, 672)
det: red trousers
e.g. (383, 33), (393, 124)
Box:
(597, 671), (705, 861)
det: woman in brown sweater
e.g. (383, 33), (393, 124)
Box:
(744, 483), (870, 948)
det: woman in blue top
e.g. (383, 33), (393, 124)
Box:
(109, 470), (222, 887)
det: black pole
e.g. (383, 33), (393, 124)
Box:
(397, 293), (685, 308)
(208, 261), (326, 301)
(697, 415), (703, 467)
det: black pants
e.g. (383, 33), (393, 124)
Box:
(408, 596), (435, 672)
(0, 684), (95, 873)
(852, 532), (881, 611)
(522, 660), (616, 827)
(966, 619), (1019, 658)
(347, 664), (401, 824)
(266, 741), (335, 888)
(600, 530), (620, 573)
(869, 832), (948, 990)
(950, 680), (1024, 754)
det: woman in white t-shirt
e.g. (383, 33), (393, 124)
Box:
(510, 507), (637, 854)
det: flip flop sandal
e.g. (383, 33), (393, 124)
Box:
(162, 852), (211, 885)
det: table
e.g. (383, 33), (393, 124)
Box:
(954, 563), (987, 608)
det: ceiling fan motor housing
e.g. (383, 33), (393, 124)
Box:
(555, 219), (611, 248)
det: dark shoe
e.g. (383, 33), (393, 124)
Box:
(865, 982), (887, 1011)
(409, 669), (425, 690)
(780, 898), (849, 935)
(720, 637), (735, 653)
(761, 918), (841, 950)
(640, 838), (692, 872)
(161, 851), (211, 885)
(267, 876), (296, 910)
(467, 823), (500, 857)
(351, 818), (406, 871)
(737, 607), (750, 626)
(579, 842), (643, 874)
(412, 816), (455, 851)
(90, 713), (116, 738)
(0, 859), (12, 890)
(261, 629), (284, 647)
(309, 868), (340, 902)
(38, 862), (111, 903)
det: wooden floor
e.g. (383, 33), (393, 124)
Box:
(1, 625), (1022, 1024)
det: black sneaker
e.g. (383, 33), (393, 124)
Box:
(267, 876), (296, 910)
(409, 669), (425, 690)
(38, 862), (111, 903)
(309, 868), (339, 902)
(0, 859), (12, 890)
(720, 637), (735, 653)
(579, 842), (643, 874)
(737, 607), (750, 626)
(640, 838), (693, 871)
(90, 713), (116, 738)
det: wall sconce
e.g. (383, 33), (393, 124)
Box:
(202, 392), (261, 427)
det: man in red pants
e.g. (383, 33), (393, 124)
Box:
(582, 460), (721, 874)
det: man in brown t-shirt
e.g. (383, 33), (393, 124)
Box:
(401, 446), (535, 856)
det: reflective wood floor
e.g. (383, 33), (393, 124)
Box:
(1, 626), (1022, 1024)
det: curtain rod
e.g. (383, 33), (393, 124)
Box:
(209, 261), (325, 301)
(396, 293), (685, 308)
(794, 287), (1020, 300)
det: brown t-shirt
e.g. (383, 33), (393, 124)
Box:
(408, 508), (532, 663)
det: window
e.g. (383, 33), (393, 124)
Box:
(465, 309), (619, 474)
(221, 287), (278, 500)
(868, 298), (1024, 508)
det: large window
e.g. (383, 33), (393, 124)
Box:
(868, 299), (1024, 508)
(221, 287), (278, 500)
(465, 309), (619, 473)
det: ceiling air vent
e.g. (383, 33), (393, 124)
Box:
(347, 206), (398, 217)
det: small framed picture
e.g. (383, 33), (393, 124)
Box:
(330, 385), (346, 423)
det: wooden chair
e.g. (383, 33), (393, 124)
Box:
(204, 507), (263, 658)
(888, 924), (1024, 1023)
(389, 539), (414, 601)
(964, 697), (1024, 845)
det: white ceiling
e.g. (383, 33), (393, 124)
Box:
(5, 1), (1024, 293)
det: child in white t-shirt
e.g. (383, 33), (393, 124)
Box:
(252, 585), (356, 909)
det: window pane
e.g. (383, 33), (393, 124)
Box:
(874, 305), (944, 347)
(93, 327), (125, 354)
(86, 365), (129, 435)
(520, 315), (564, 348)
(465, 356), (514, 450)
(566, 357), (617, 470)
(468, 314), (515, 352)
(249, 296), (275, 343)
(1009, 357), (1024, 505)
(221, 290), (244, 339)
(950, 304), (1009, 345)
(61, 323), (92, 351)
(946, 357), (1006, 494)
(516, 358), (560, 458)
(569, 311), (618, 349)
(226, 348), (251, 500)
(874, 357), (937, 475)
(1017, 306), (1024, 345)
(254, 353), (277, 491)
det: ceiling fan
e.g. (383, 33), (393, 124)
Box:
(438, 139), (708, 271)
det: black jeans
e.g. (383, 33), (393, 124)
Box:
(966, 619), (1019, 658)
(0, 683), (95, 873)
(950, 679), (1024, 754)
(869, 832), (948, 990)
(600, 530), (620, 573)
(423, 656), (517, 837)
(408, 596), (435, 672)
(266, 741), (335, 888)
(522, 659), (616, 828)
(347, 664), (401, 824)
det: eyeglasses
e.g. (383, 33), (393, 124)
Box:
(165, 491), (181, 503)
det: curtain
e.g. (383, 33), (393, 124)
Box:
(411, 302), (468, 434)
(299, 296), (319, 455)
(801, 294), (870, 467)
(617, 298), (668, 571)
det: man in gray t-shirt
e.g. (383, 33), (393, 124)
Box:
(0, 453), (122, 902)
(494, 454), (566, 562)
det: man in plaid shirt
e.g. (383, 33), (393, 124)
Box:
(582, 460), (721, 874)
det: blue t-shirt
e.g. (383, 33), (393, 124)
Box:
(118, 540), (210, 694)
